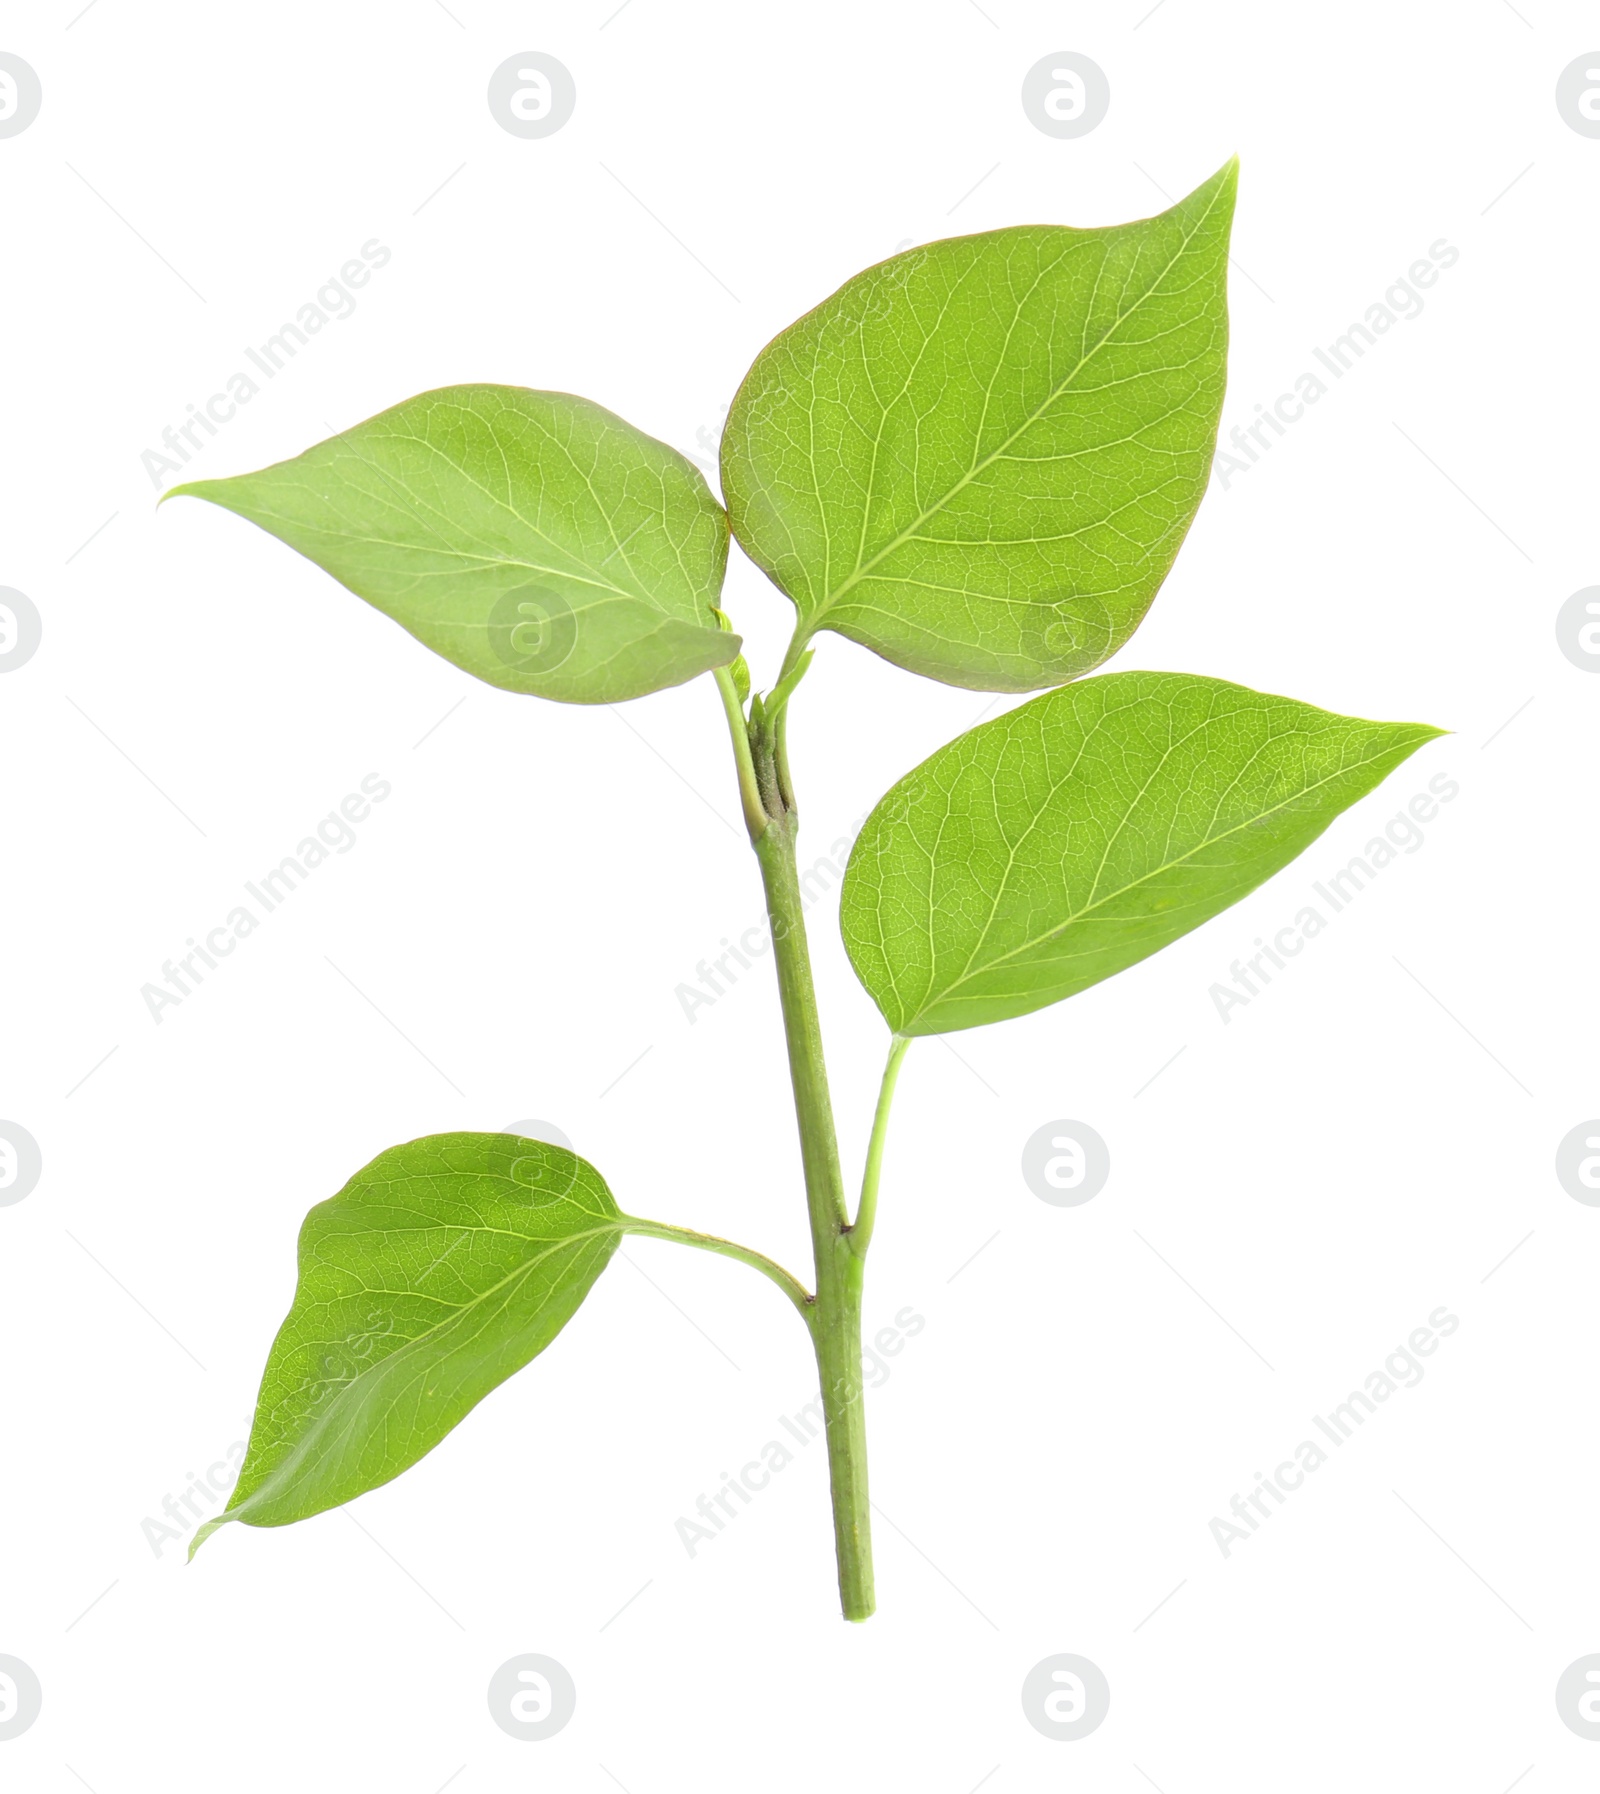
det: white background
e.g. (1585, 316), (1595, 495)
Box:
(2, 1), (1595, 1788)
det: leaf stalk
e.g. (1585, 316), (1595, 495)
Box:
(848, 1033), (910, 1260)
(623, 1217), (813, 1317)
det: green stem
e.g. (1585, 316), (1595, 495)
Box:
(623, 1218), (813, 1318)
(849, 1034), (910, 1260)
(750, 777), (874, 1620)
(753, 821), (850, 1236)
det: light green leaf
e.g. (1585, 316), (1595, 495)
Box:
(721, 162), (1237, 692)
(840, 671), (1442, 1036)
(167, 385), (738, 703)
(193, 1133), (626, 1553)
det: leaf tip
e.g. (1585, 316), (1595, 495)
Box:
(1201, 154), (1240, 210)
(187, 1514), (229, 1560)
(158, 480), (214, 511)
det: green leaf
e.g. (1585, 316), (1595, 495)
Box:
(167, 385), (738, 704)
(721, 162), (1237, 692)
(840, 671), (1442, 1036)
(193, 1133), (626, 1554)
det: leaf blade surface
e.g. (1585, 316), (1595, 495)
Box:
(840, 670), (1442, 1035)
(722, 163), (1237, 690)
(169, 384), (736, 703)
(195, 1133), (625, 1551)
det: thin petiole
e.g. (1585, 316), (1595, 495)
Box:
(762, 639), (815, 815)
(623, 1216), (814, 1319)
(773, 624), (814, 693)
(713, 663), (768, 840)
(764, 646), (814, 724)
(848, 1034), (910, 1260)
